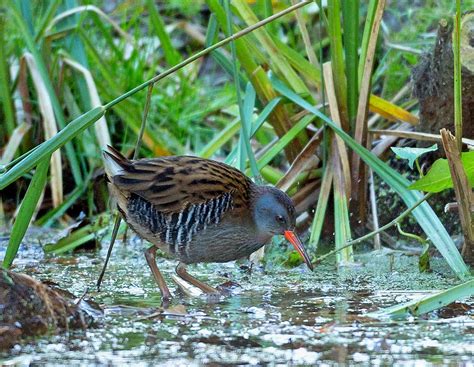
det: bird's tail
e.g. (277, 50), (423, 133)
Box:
(102, 145), (130, 178)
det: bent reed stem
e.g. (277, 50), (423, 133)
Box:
(312, 193), (433, 266)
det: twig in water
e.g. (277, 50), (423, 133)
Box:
(311, 193), (433, 266)
(75, 286), (89, 305)
(96, 212), (121, 291)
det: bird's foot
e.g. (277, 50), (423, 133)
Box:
(171, 274), (237, 300)
(161, 294), (171, 309)
(216, 280), (242, 296)
(171, 274), (205, 297)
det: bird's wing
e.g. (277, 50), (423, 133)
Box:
(105, 148), (252, 214)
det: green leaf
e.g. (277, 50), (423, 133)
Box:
(255, 115), (315, 171)
(391, 144), (438, 170)
(0, 10), (16, 136)
(334, 176), (354, 263)
(45, 232), (96, 255)
(284, 250), (305, 268)
(409, 151), (474, 193)
(44, 221), (103, 254)
(418, 243), (430, 273)
(358, 0), (378, 84)
(225, 97), (281, 166)
(224, 1), (259, 179)
(35, 179), (89, 227)
(205, 14), (248, 92)
(309, 162), (333, 245)
(2, 157), (50, 268)
(368, 279), (474, 319)
(147, 0), (182, 66)
(327, 0), (348, 124)
(342, 0), (359, 125)
(238, 82), (257, 172)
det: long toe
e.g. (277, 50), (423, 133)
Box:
(216, 280), (242, 296)
(161, 295), (171, 309)
(175, 262), (220, 295)
(171, 274), (205, 297)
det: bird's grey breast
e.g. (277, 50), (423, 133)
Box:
(182, 219), (266, 264)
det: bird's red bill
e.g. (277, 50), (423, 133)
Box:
(284, 230), (314, 271)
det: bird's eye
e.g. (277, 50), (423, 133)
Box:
(276, 215), (285, 223)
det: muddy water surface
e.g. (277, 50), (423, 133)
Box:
(1, 231), (473, 366)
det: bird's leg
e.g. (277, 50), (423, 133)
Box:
(175, 262), (219, 294)
(145, 246), (171, 304)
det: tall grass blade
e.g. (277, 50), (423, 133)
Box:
(255, 115), (315, 171)
(205, 14), (248, 91)
(35, 0), (61, 41)
(147, 0), (182, 66)
(17, 0), (34, 35)
(251, 97), (282, 134)
(342, 0), (359, 125)
(61, 0), (92, 115)
(225, 0), (259, 179)
(63, 58), (111, 149)
(351, 0), (385, 216)
(326, 0), (348, 129)
(11, 2), (83, 184)
(133, 84), (154, 159)
(453, 0), (462, 150)
(24, 53), (63, 207)
(0, 106), (105, 190)
(0, 123), (31, 166)
(262, 0), (275, 34)
(199, 118), (240, 158)
(333, 155), (354, 263)
(291, 0), (320, 70)
(271, 36), (321, 88)
(309, 160), (333, 245)
(239, 82), (257, 172)
(207, 0), (308, 159)
(369, 94), (419, 125)
(323, 62), (351, 196)
(46, 5), (132, 42)
(358, 0), (378, 84)
(225, 97), (282, 165)
(2, 157), (50, 268)
(323, 61), (352, 261)
(232, 0), (310, 97)
(277, 129), (322, 192)
(0, 10), (15, 136)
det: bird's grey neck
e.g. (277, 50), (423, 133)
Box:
(248, 185), (271, 215)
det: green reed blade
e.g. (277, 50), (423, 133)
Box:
(2, 157), (50, 268)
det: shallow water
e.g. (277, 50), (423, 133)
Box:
(1, 230), (473, 366)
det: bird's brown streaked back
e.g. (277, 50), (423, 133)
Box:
(104, 146), (254, 214)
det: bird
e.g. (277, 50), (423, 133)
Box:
(103, 145), (313, 302)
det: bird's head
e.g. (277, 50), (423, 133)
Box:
(252, 186), (313, 271)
